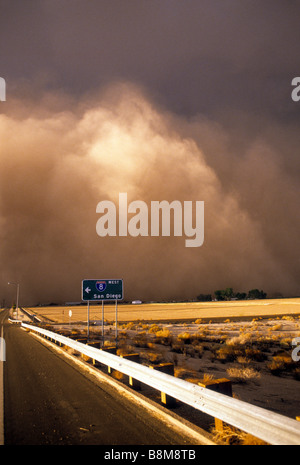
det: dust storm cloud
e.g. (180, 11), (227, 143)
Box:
(0, 83), (299, 304)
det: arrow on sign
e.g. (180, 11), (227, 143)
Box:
(85, 287), (91, 294)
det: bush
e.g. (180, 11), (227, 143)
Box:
(267, 352), (297, 376)
(148, 324), (161, 334)
(170, 341), (185, 353)
(177, 332), (192, 344)
(140, 351), (163, 364)
(214, 345), (237, 363)
(227, 366), (261, 383)
(155, 328), (171, 339)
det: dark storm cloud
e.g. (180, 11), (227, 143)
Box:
(0, 1), (300, 304)
(1, 0), (300, 117)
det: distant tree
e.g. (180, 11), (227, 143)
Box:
(235, 292), (247, 300)
(224, 287), (234, 300)
(215, 288), (234, 301)
(248, 289), (267, 299)
(196, 294), (212, 302)
(215, 290), (226, 301)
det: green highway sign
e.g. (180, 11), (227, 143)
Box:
(82, 279), (123, 301)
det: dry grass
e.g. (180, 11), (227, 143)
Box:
(226, 366), (261, 382)
(211, 424), (268, 445)
(140, 351), (163, 364)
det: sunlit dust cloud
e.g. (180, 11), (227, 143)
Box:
(0, 82), (299, 305)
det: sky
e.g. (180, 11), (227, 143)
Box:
(0, 0), (300, 305)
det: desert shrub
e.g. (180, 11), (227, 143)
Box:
(103, 340), (116, 348)
(226, 333), (252, 346)
(236, 356), (251, 364)
(193, 328), (209, 341)
(140, 351), (163, 364)
(193, 344), (204, 357)
(279, 337), (293, 349)
(201, 373), (215, 383)
(122, 321), (136, 330)
(132, 334), (149, 348)
(282, 316), (295, 321)
(214, 345), (237, 363)
(212, 424), (267, 445)
(177, 332), (192, 344)
(148, 324), (161, 334)
(155, 328), (171, 338)
(184, 347), (196, 357)
(118, 331), (127, 338)
(244, 347), (266, 362)
(226, 366), (261, 383)
(267, 358), (286, 376)
(175, 367), (200, 380)
(116, 344), (135, 356)
(269, 324), (282, 332)
(154, 329), (172, 345)
(170, 341), (185, 353)
(267, 352), (297, 376)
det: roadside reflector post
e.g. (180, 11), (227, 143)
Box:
(198, 378), (233, 432)
(151, 363), (176, 407)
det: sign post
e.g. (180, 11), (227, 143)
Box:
(102, 300), (104, 338)
(87, 300), (90, 339)
(81, 279), (123, 344)
(115, 299), (118, 341)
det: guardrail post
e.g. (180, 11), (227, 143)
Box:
(101, 347), (117, 374)
(120, 354), (141, 390)
(76, 338), (88, 344)
(151, 363), (176, 406)
(87, 341), (102, 367)
(198, 378), (232, 432)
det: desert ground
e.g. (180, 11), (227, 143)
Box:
(26, 297), (300, 324)
(20, 298), (300, 444)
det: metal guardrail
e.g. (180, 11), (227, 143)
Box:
(21, 322), (300, 445)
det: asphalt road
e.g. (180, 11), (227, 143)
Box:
(1, 310), (194, 445)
